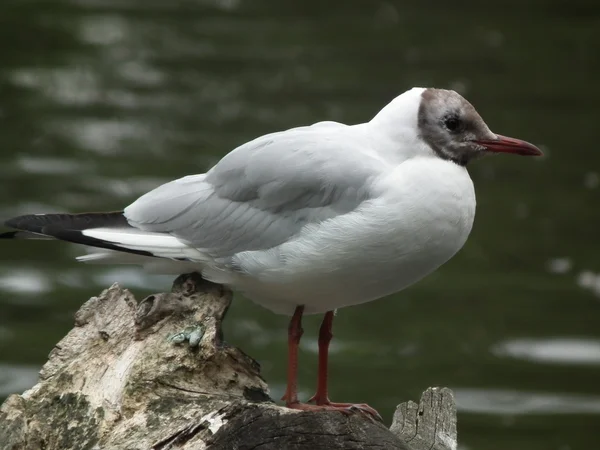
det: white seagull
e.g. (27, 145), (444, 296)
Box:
(1, 87), (542, 417)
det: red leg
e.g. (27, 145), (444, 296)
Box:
(308, 311), (381, 419)
(284, 310), (381, 420)
(307, 310), (334, 405)
(281, 305), (304, 405)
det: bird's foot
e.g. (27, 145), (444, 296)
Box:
(320, 401), (382, 421)
(286, 399), (382, 421)
(168, 324), (204, 348)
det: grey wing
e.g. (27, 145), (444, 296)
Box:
(124, 123), (385, 259)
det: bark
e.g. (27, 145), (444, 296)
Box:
(0, 273), (457, 450)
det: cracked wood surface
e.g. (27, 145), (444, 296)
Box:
(0, 273), (457, 450)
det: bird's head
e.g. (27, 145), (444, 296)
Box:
(417, 88), (543, 165)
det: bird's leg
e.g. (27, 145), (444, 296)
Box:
(281, 305), (304, 405)
(306, 310), (382, 419)
(282, 307), (381, 420)
(307, 310), (334, 405)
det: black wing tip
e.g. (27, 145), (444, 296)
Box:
(1, 211), (153, 257)
(4, 214), (34, 230)
(3, 212), (128, 234)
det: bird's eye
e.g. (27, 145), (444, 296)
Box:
(443, 116), (461, 132)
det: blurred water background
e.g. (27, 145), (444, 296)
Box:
(0, 1), (599, 449)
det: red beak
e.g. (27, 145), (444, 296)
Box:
(474, 134), (543, 156)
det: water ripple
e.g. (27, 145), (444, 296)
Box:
(15, 155), (93, 176)
(0, 269), (52, 296)
(0, 363), (39, 397)
(493, 338), (600, 366)
(78, 14), (130, 46)
(10, 67), (101, 107)
(49, 119), (153, 155)
(455, 388), (600, 415)
(92, 268), (171, 291)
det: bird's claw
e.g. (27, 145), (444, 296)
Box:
(346, 404), (383, 421)
(288, 398), (382, 422)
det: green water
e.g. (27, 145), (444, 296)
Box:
(1, 1), (599, 448)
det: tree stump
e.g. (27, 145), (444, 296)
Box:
(0, 273), (457, 450)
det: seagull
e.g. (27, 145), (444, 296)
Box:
(1, 87), (542, 417)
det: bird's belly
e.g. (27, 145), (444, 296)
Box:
(230, 159), (476, 315)
(237, 226), (468, 315)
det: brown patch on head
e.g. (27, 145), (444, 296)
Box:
(418, 89), (496, 165)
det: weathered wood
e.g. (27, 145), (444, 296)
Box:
(391, 388), (457, 450)
(0, 273), (457, 450)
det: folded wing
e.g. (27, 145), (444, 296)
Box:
(124, 123), (385, 260)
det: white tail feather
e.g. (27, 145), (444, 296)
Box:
(81, 228), (205, 260)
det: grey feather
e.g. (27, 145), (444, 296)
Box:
(124, 122), (385, 258)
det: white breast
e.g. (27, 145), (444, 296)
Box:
(232, 157), (476, 315)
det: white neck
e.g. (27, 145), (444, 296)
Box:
(366, 87), (430, 163)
